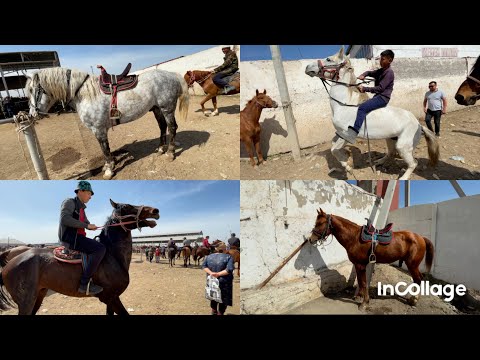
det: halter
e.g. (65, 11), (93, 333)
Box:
(466, 74), (480, 100)
(109, 205), (145, 232)
(187, 71), (211, 87)
(254, 98), (269, 108)
(30, 83), (52, 116)
(310, 213), (333, 245)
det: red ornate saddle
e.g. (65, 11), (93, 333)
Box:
(53, 246), (84, 264)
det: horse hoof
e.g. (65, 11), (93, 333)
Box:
(204, 112), (211, 117)
(103, 171), (113, 180)
(166, 153), (175, 162)
(358, 303), (367, 311)
(408, 296), (418, 306)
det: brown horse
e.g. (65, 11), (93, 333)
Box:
(0, 199), (159, 315)
(182, 247), (191, 267)
(192, 247), (210, 266)
(226, 249), (240, 277)
(455, 55), (480, 106)
(240, 90), (278, 167)
(309, 208), (434, 310)
(184, 70), (240, 117)
(0, 246), (31, 267)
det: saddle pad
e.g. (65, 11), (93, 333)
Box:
(53, 246), (83, 264)
(99, 75), (139, 94)
(224, 72), (240, 84)
(360, 225), (394, 244)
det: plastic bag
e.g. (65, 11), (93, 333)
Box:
(205, 275), (222, 303)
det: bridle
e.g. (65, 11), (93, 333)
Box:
(106, 205), (145, 232)
(187, 71), (211, 87)
(466, 73), (480, 100)
(310, 213), (333, 245)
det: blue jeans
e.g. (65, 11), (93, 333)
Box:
(213, 73), (229, 87)
(351, 96), (388, 133)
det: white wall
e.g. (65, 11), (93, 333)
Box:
(387, 195), (480, 290)
(241, 57), (477, 157)
(240, 180), (378, 314)
(133, 45), (240, 95)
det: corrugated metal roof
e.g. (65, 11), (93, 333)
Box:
(0, 51), (60, 71)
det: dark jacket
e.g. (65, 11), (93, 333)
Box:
(58, 197), (90, 243)
(228, 236), (240, 248)
(360, 66), (394, 102)
(214, 50), (239, 76)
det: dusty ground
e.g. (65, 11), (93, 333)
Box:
(241, 106), (480, 180)
(0, 95), (239, 180)
(0, 253), (240, 315)
(285, 263), (480, 315)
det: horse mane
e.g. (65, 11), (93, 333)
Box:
(332, 213), (361, 236)
(26, 67), (100, 102)
(193, 70), (212, 78)
(342, 64), (369, 104)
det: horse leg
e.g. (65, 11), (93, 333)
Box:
(243, 139), (257, 167)
(31, 288), (48, 315)
(106, 303), (114, 315)
(93, 130), (115, 180)
(201, 94), (215, 117)
(354, 263), (369, 311)
(375, 138), (397, 166)
(210, 96), (219, 116)
(406, 263), (424, 306)
(396, 139), (417, 180)
(153, 106), (168, 154)
(253, 134), (265, 165)
(111, 296), (129, 315)
(163, 110), (178, 162)
(331, 136), (354, 174)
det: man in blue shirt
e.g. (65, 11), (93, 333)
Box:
(423, 81), (447, 137)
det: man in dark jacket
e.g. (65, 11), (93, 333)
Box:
(58, 180), (105, 295)
(212, 47), (238, 94)
(227, 233), (240, 249)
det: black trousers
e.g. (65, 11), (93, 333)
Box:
(71, 234), (106, 285)
(425, 109), (442, 135)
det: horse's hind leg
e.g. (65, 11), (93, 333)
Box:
(331, 136), (353, 174)
(210, 96), (219, 116)
(242, 139), (257, 167)
(375, 138), (397, 166)
(354, 263), (369, 311)
(396, 138), (417, 180)
(153, 106), (168, 154)
(406, 260), (424, 306)
(93, 130), (115, 180)
(31, 288), (48, 315)
(201, 94), (215, 117)
(162, 109), (178, 161)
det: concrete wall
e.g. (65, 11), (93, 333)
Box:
(133, 45), (240, 95)
(387, 194), (480, 290)
(240, 180), (378, 314)
(240, 57), (477, 157)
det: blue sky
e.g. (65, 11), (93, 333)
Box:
(241, 45), (344, 61)
(0, 45), (216, 75)
(0, 180), (239, 244)
(348, 180), (480, 208)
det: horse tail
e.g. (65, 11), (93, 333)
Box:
(421, 126), (439, 167)
(176, 73), (190, 121)
(0, 271), (14, 311)
(423, 236), (434, 274)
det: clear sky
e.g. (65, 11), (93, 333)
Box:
(348, 180), (480, 208)
(241, 45), (345, 61)
(0, 180), (239, 244)
(0, 45), (216, 74)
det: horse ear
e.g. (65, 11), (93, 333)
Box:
(256, 89), (259, 96)
(318, 208), (324, 215)
(263, 89), (266, 94)
(110, 199), (118, 208)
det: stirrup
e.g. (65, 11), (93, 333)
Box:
(369, 253), (376, 264)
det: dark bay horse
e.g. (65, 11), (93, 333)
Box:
(455, 55), (480, 106)
(240, 90), (278, 167)
(0, 246), (31, 267)
(0, 199), (159, 315)
(184, 70), (240, 117)
(168, 247), (177, 267)
(192, 247), (209, 266)
(309, 208), (434, 310)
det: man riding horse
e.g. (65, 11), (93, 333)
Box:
(212, 47), (238, 95)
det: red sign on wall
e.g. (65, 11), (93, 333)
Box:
(422, 48), (458, 57)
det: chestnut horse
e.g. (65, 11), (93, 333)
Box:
(309, 208), (434, 310)
(240, 90), (278, 167)
(455, 55), (480, 106)
(0, 199), (159, 315)
(184, 70), (240, 117)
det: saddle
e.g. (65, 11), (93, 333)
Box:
(360, 219), (394, 244)
(224, 71), (240, 84)
(53, 242), (85, 264)
(97, 63), (139, 125)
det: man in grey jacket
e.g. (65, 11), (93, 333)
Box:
(58, 180), (105, 295)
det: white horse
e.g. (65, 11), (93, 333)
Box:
(305, 48), (439, 180)
(26, 67), (189, 179)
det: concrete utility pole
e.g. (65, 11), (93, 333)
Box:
(449, 180), (466, 197)
(270, 45), (301, 161)
(405, 180), (411, 207)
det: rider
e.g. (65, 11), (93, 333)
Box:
(182, 236), (192, 251)
(336, 49), (395, 144)
(212, 46), (238, 95)
(167, 238), (177, 251)
(202, 235), (215, 253)
(58, 180), (105, 295)
(227, 233), (240, 250)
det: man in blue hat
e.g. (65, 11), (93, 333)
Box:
(58, 180), (105, 295)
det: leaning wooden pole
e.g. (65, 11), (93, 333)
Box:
(257, 239), (308, 289)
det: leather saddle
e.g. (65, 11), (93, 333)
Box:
(360, 219), (394, 244)
(98, 63), (138, 94)
(53, 242), (84, 264)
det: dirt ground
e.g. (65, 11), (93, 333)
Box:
(285, 263), (480, 315)
(0, 253), (240, 315)
(241, 106), (480, 180)
(0, 95), (239, 180)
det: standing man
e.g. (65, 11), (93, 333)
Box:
(212, 46), (238, 94)
(58, 181), (105, 295)
(423, 81), (447, 137)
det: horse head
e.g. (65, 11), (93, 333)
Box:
(25, 72), (56, 119)
(455, 55), (480, 106)
(309, 208), (333, 244)
(107, 199), (160, 232)
(305, 47), (356, 84)
(184, 71), (194, 87)
(254, 89), (278, 109)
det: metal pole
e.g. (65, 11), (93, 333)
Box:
(449, 180), (466, 197)
(270, 45), (301, 161)
(0, 66), (11, 98)
(17, 115), (49, 180)
(405, 180), (410, 207)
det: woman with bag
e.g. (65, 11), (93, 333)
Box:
(203, 249), (235, 315)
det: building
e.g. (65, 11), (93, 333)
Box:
(346, 45), (480, 59)
(132, 231), (204, 248)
